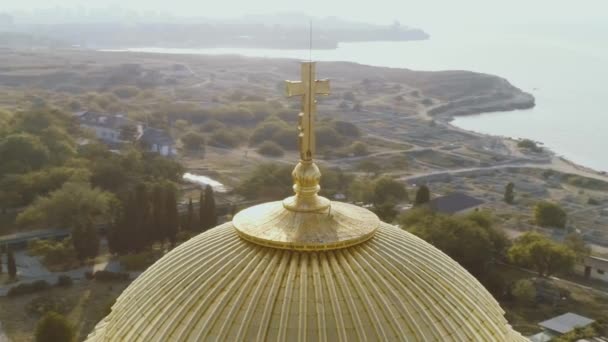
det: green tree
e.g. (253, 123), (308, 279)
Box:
(35, 311), (74, 342)
(0, 133), (50, 175)
(373, 177), (408, 205)
(133, 183), (152, 252)
(350, 141), (369, 156)
(181, 132), (206, 151)
(119, 124), (139, 142)
(508, 232), (576, 277)
(165, 186), (179, 246)
(358, 160), (380, 176)
(534, 201), (567, 228)
(151, 184), (166, 244)
(372, 202), (398, 222)
(7, 247), (17, 278)
(198, 190), (205, 232)
(504, 182), (515, 204)
(236, 164), (292, 200)
(553, 326), (597, 342)
(186, 198), (195, 231)
(257, 140), (284, 157)
(201, 185), (217, 231)
(563, 233), (591, 262)
(414, 185), (431, 206)
(401, 211), (508, 278)
(17, 181), (116, 230)
(511, 279), (536, 305)
(71, 224), (100, 262)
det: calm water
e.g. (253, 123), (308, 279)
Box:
(122, 30), (608, 171)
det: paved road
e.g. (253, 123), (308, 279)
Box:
(0, 322), (8, 342)
(0, 252), (124, 297)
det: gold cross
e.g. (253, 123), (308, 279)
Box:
(285, 62), (330, 161)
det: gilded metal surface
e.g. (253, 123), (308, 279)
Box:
(233, 201), (379, 251)
(285, 62), (329, 162)
(282, 62), (333, 213)
(86, 222), (528, 342)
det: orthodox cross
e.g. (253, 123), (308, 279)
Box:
(285, 62), (330, 161)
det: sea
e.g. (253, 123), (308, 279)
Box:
(117, 27), (608, 171)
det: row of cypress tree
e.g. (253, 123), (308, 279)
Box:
(183, 184), (218, 232)
(0, 246), (17, 278)
(108, 184), (217, 254)
(108, 182), (179, 254)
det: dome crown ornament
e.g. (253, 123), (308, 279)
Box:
(233, 61), (379, 251)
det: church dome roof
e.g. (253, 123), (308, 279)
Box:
(88, 218), (525, 341)
(87, 61), (526, 341)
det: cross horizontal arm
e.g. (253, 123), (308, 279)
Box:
(315, 79), (330, 95)
(285, 81), (305, 97)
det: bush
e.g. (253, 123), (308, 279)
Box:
(111, 86), (140, 99)
(119, 251), (160, 271)
(250, 119), (289, 145)
(511, 279), (536, 305)
(257, 141), (284, 157)
(35, 311), (74, 342)
(332, 121), (361, 138)
(93, 270), (130, 282)
(517, 139), (542, 152)
(8, 280), (51, 297)
(200, 119), (225, 132)
(181, 132), (205, 151)
(350, 141), (369, 156)
(27, 296), (71, 316)
(534, 201), (567, 228)
(208, 129), (242, 148)
(56, 275), (73, 287)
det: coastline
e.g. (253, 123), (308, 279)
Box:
(120, 47), (608, 179)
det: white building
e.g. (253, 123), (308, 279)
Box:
(76, 111), (142, 144)
(76, 111), (175, 156)
(583, 256), (608, 283)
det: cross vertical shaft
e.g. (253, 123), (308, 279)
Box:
(283, 62), (331, 212)
(286, 62), (330, 162)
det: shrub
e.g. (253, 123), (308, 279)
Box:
(257, 141), (284, 157)
(119, 251), (160, 271)
(332, 121), (361, 138)
(26, 296), (71, 316)
(93, 270), (130, 282)
(8, 280), (51, 297)
(181, 132), (206, 151)
(35, 311), (74, 342)
(269, 127), (298, 150)
(511, 279), (536, 305)
(208, 129), (242, 148)
(517, 139), (542, 152)
(56, 275), (73, 287)
(111, 86), (140, 99)
(200, 119), (225, 132)
(534, 201), (567, 228)
(350, 141), (369, 156)
(250, 119), (289, 145)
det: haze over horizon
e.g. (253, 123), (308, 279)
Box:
(4, 0), (607, 35)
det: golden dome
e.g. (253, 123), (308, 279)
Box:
(87, 62), (526, 341)
(87, 221), (526, 341)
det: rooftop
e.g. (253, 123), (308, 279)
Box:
(75, 111), (137, 130)
(539, 313), (595, 334)
(429, 192), (484, 214)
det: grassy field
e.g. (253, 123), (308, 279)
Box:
(0, 280), (130, 341)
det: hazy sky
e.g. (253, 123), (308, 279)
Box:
(5, 0), (607, 32)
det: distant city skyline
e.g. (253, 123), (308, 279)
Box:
(4, 0), (607, 33)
